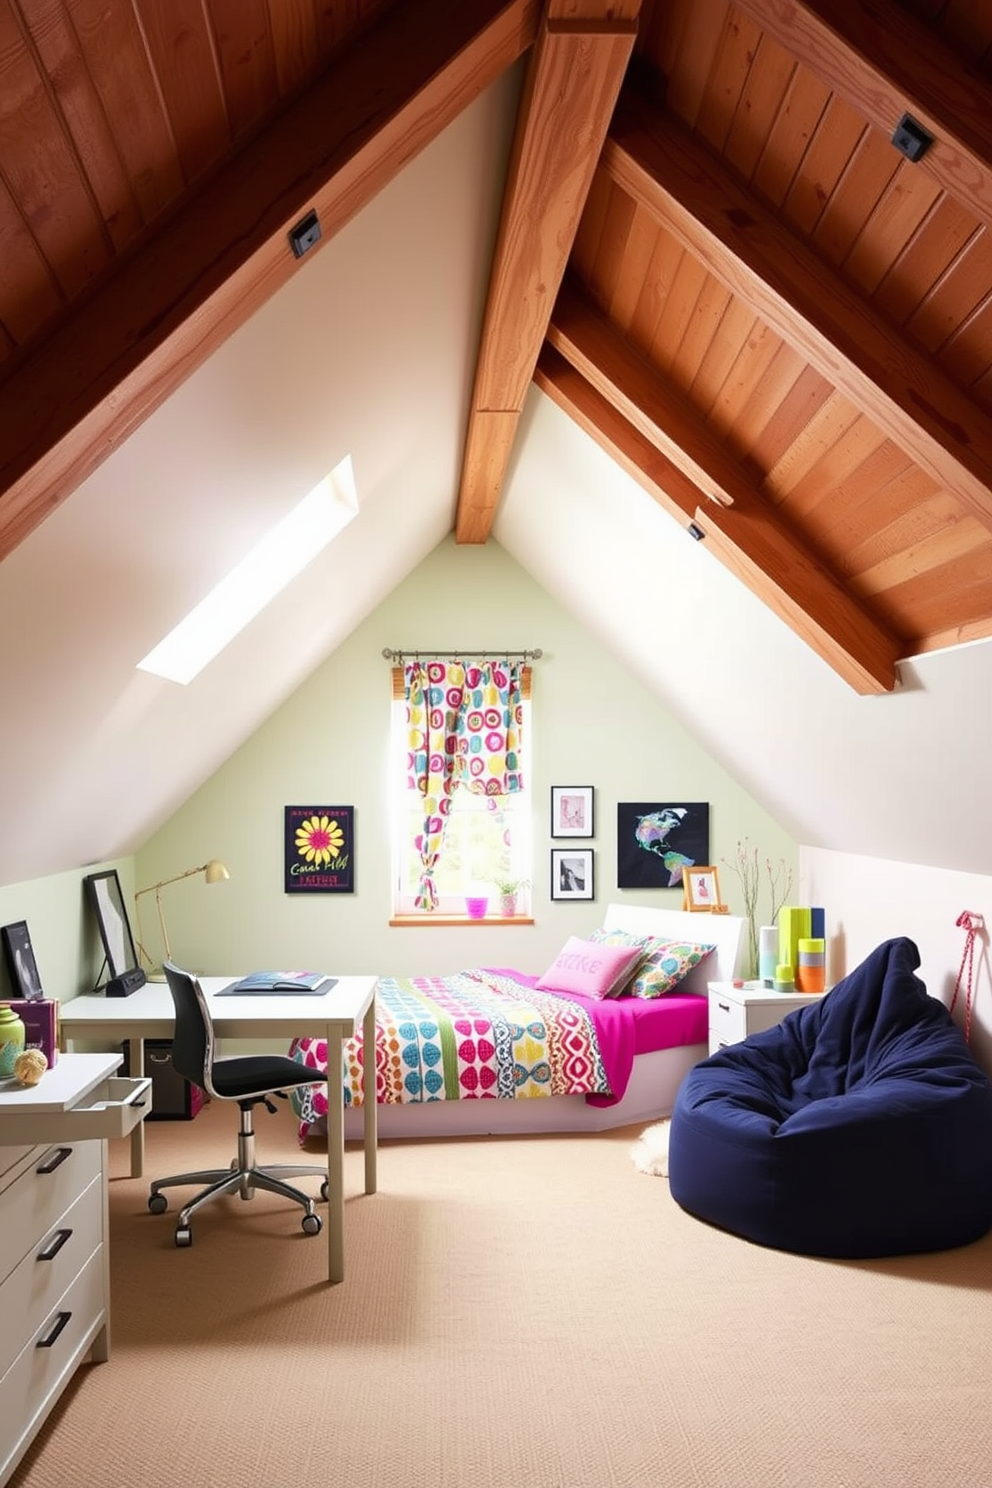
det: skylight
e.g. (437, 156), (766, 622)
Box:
(137, 455), (358, 684)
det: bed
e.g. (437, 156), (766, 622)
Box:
(288, 904), (744, 1143)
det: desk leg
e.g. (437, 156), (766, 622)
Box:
(325, 1030), (345, 1284)
(127, 1035), (146, 1179)
(362, 996), (378, 1197)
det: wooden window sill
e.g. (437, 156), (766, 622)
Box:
(389, 915), (534, 927)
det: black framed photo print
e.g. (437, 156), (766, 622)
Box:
(1, 920), (44, 999)
(551, 848), (594, 901)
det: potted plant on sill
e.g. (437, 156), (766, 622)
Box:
(493, 877), (530, 917)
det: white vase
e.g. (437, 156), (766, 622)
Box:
(758, 925), (779, 985)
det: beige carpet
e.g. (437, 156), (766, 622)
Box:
(11, 1098), (992, 1488)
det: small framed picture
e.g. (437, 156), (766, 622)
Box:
(682, 865), (721, 912)
(551, 848), (594, 901)
(1, 920), (44, 999)
(551, 786), (594, 838)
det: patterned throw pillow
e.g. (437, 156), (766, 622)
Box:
(587, 927), (655, 996)
(535, 936), (647, 1000)
(626, 939), (717, 999)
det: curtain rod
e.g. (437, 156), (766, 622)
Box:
(382, 647), (542, 662)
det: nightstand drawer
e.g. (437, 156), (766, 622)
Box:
(708, 992), (749, 1050)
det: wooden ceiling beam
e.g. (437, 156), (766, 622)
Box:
(733, 0), (992, 231)
(0, 0), (541, 565)
(546, 284), (903, 694)
(454, 0), (639, 544)
(604, 95), (992, 536)
(534, 344), (701, 525)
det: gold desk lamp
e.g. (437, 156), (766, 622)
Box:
(135, 859), (230, 981)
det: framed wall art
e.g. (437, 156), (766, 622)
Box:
(551, 847), (594, 901)
(616, 801), (709, 891)
(683, 865), (722, 911)
(285, 805), (354, 893)
(1, 919), (44, 999)
(551, 785), (594, 838)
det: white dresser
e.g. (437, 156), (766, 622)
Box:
(0, 1053), (151, 1486)
(707, 981), (820, 1055)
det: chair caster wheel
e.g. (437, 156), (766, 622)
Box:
(148, 1193), (168, 1214)
(320, 1180), (329, 1202)
(302, 1213), (322, 1236)
(174, 1226), (193, 1247)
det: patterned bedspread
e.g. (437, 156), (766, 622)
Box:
(288, 968), (612, 1142)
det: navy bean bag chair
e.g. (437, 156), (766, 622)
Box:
(668, 937), (992, 1258)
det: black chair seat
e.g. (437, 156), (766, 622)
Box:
(210, 1053), (322, 1102)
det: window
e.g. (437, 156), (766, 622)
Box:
(390, 660), (532, 918)
(138, 457), (358, 683)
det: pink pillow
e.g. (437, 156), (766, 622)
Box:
(536, 936), (645, 1000)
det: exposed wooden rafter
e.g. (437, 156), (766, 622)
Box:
(0, 0), (541, 564)
(605, 92), (992, 534)
(546, 282), (903, 694)
(454, 0), (640, 544)
(534, 344), (703, 526)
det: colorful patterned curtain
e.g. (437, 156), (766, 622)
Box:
(403, 659), (527, 910)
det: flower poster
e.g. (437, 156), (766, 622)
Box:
(284, 805), (354, 893)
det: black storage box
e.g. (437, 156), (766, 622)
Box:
(122, 1039), (205, 1120)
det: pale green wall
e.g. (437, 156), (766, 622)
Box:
(134, 537), (796, 980)
(0, 857), (134, 1004)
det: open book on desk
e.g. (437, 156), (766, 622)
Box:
(217, 971), (338, 996)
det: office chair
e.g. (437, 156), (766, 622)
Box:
(148, 961), (329, 1247)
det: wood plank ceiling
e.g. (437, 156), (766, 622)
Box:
(1, 0), (991, 694)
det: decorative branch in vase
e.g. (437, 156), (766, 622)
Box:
(721, 839), (794, 980)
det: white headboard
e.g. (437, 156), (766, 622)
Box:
(602, 903), (745, 991)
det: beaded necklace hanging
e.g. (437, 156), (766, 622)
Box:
(949, 910), (984, 1046)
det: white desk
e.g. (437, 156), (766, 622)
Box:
(57, 975), (378, 1284)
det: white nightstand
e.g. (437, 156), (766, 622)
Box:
(707, 981), (820, 1055)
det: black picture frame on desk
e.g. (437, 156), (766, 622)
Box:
(83, 869), (146, 995)
(1, 919), (44, 999)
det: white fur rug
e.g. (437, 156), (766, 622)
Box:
(630, 1119), (671, 1177)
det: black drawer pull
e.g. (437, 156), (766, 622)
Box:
(36, 1147), (72, 1175)
(717, 1001), (730, 1013)
(36, 1311), (72, 1349)
(37, 1228), (73, 1262)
